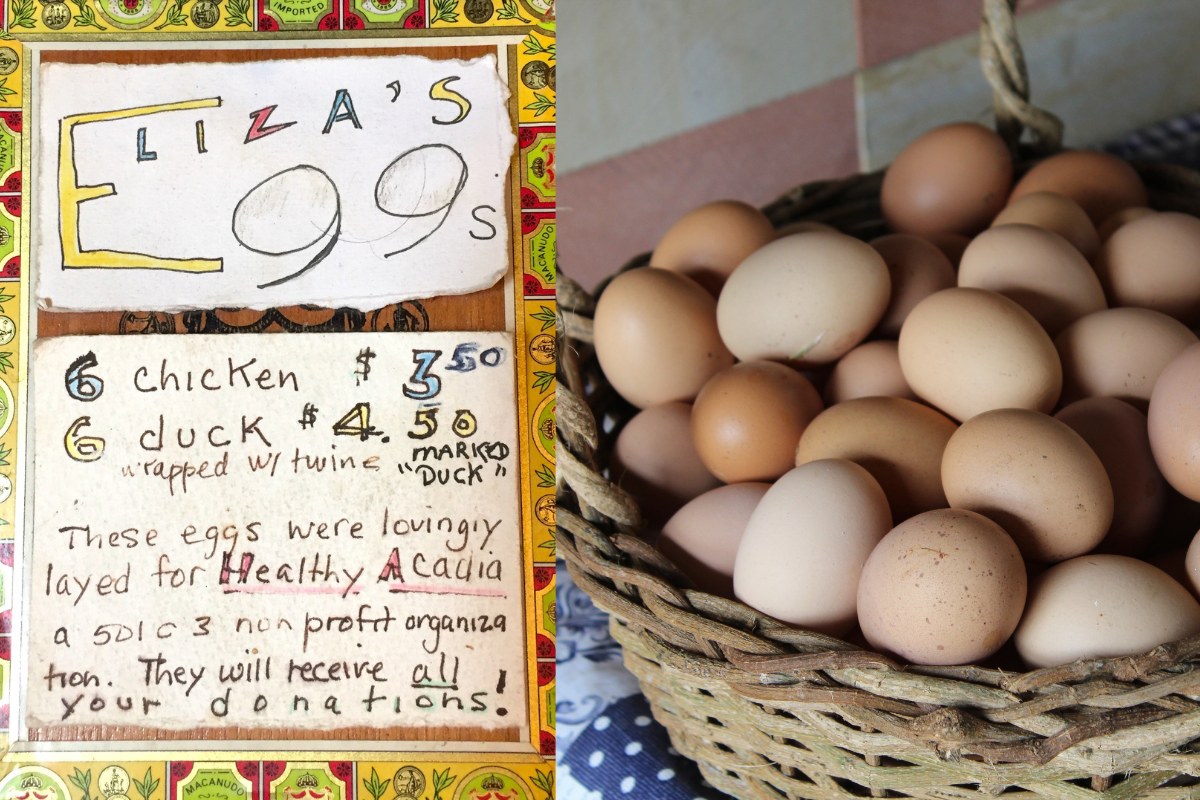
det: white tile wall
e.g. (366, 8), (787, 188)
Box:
(858, 0), (1200, 170)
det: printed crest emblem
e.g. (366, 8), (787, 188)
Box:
(0, 768), (71, 800)
(97, 767), (131, 800)
(528, 333), (555, 365)
(390, 768), (424, 800)
(190, 0), (219, 27)
(532, 394), (555, 462)
(0, 48), (19, 77)
(94, 0), (170, 29)
(270, 765), (342, 800)
(452, 768), (532, 800)
(534, 494), (555, 526)
(40, 1), (71, 29)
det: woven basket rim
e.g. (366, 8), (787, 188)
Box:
(557, 164), (1200, 787)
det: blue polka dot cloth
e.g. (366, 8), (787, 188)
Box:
(556, 562), (730, 799)
(562, 694), (721, 799)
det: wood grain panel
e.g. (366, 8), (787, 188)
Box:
(37, 284), (507, 337)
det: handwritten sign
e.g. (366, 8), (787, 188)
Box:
(25, 332), (526, 735)
(35, 54), (515, 312)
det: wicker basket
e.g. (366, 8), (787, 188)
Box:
(556, 2), (1200, 797)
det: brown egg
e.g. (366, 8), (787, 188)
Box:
(881, 122), (1012, 236)
(870, 234), (957, 337)
(1098, 206), (1155, 243)
(823, 340), (916, 405)
(923, 232), (971, 269)
(898, 288), (1062, 421)
(776, 220), (837, 237)
(734, 460), (891, 634)
(610, 402), (723, 526)
(1149, 343), (1200, 502)
(1186, 533), (1200, 599)
(1009, 150), (1148, 225)
(1015, 555), (1200, 668)
(942, 408), (1114, 562)
(594, 267), (735, 409)
(716, 231), (891, 365)
(691, 361), (823, 483)
(650, 200), (776, 295)
(1149, 547), (1194, 598)
(957, 224), (1107, 337)
(858, 508), (1026, 665)
(1055, 398), (1165, 557)
(796, 396), (956, 522)
(1055, 307), (1198, 412)
(659, 482), (770, 597)
(990, 191), (1100, 261)
(1095, 212), (1200, 326)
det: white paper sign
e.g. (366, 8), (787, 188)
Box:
(26, 332), (526, 735)
(36, 54), (515, 312)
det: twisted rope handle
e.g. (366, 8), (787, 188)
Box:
(980, 0), (1064, 155)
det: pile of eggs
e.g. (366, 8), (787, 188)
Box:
(592, 121), (1200, 669)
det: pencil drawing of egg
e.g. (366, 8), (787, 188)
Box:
(376, 144), (468, 217)
(233, 165), (340, 255)
(373, 144), (468, 257)
(232, 165), (341, 287)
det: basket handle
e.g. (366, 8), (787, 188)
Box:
(979, 0), (1063, 155)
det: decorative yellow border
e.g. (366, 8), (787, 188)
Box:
(0, 1), (556, 785)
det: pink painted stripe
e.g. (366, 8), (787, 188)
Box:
(559, 76), (858, 291)
(389, 583), (507, 598)
(222, 585), (362, 595)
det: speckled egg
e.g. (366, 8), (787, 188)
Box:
(858, 508), (1026, 665)
(1055, 307), (1198, 413)
(898, 288), (1062, 421)
(942, 408), (1113, 563)
(1015, 555), (1200, 668)
(1055, 397), (1164, 557)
